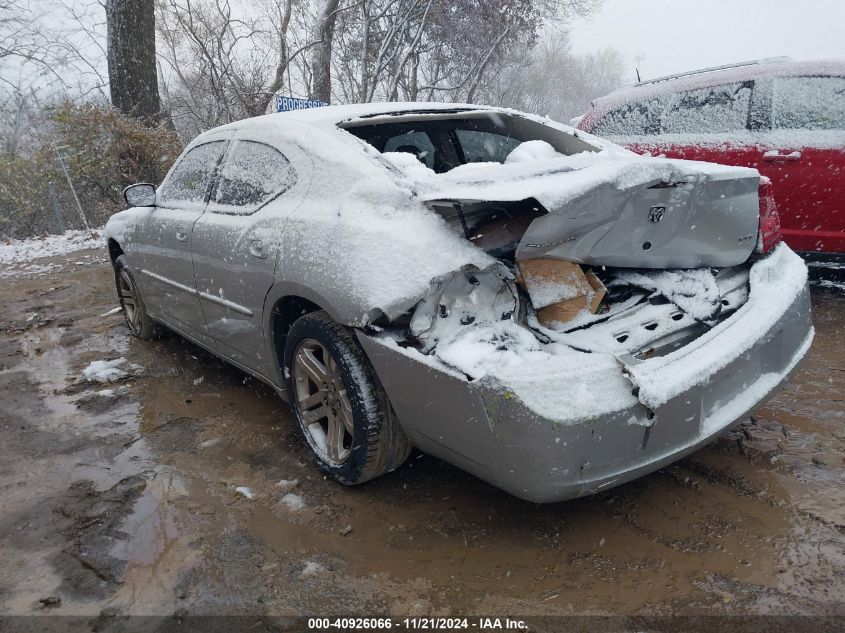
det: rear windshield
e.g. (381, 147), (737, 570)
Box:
(343, 112), (597, 174)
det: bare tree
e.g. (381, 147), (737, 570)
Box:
(330, 0), (599, 105)
(477, 32), (624, 121)
(155, 0), (321, 138)
(106, 0), (161, 122)
(309, 0), (340, 102)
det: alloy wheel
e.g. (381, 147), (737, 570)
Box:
(292, 338), (355, 465)
(118, 269), (141, 333)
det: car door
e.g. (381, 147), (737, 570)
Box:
(190, 134), (308, 375)
(755, 75), (845, 254)
(135, 137), (229, 343)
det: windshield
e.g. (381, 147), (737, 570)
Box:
(342, 112), (598, 174)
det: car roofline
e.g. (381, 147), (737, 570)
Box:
(584, 57), (845, 119)
(632, 57), (791, 88)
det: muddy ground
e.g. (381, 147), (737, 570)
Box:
(0, 248), (843, 621)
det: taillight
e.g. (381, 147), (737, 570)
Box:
(756, 177), (782, 254)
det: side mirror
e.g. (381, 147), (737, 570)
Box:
(123, 183), (156, 207)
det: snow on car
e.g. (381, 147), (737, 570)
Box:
(104, 102), (813, 502)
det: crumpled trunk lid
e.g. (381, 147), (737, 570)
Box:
(419, 152), (762, 269)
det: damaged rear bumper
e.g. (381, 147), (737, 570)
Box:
(356, 247), (814, 503)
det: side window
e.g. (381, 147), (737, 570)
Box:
(661, 82), (753, 133)
(384, 131), (436, 169)
(211, 140), (297, 214)
(592, 99), (664, 136)
(158, 141), (225, 205)
(454, 129), (522, 164)
(773, 76), (845, 130)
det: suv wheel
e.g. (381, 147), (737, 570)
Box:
(283, 310), (411, 485)
(113, 255), (160, 340)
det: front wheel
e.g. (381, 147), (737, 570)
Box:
(113, 255), (160, 340)
(283, 311), (411, 485)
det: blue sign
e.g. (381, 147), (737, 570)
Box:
(276, 96), (329, 112)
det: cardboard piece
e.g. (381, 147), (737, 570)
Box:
(518, 258), (607, 326)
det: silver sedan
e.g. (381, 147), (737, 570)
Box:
(105, 102), (813, 502)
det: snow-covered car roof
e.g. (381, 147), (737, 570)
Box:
(591, 58), (845, 113)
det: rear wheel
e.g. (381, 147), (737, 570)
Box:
(113, 255), (160, 340)
(283, 311), (411, 485)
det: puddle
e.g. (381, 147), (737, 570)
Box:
(108, 473), (197, 613)
(1, 253), (843, 616)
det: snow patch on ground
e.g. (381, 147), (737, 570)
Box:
(276, 479), (299, 493)
(82, 358), (143, 383)
(235, 486), (254, 500)
(281, 493), (306, 510)
(0, 229), (103, 265)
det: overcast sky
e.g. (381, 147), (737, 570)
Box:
(569, 0), (845, 83)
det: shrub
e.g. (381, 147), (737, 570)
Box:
(0, 101), (183, 239)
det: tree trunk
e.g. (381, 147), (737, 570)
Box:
(309, 0), (340, 103)
(106, 0), (161, 124)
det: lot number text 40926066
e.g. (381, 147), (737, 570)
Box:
(307, 617), (528, 630)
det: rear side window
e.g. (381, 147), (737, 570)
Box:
(773, 76), (845, 130)
(158, 141), (225, 205)
(455, 129), (522, 163)
(211, 141), (297, 213)
(661, 82), (752, 133)
(592, 99), (663, 136)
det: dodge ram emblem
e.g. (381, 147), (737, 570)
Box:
(648, 206), (666, 223)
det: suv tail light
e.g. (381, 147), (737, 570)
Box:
(756, 178), (782, 254)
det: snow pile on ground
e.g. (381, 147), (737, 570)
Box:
(82, 358), (143, 383)
(301, 561), (325, 577)
(0, 229), (103, 265)
(281, 493), (306, 510)
(235, 486), (254, 500)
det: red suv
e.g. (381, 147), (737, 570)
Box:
(577, 58), (845, 259)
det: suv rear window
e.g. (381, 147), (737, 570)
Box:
(773, 76), (845, 130)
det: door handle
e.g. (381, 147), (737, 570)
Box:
(248, 239), (268, 259)
(762, 150), (801, 162)
(176, 225), (188, 242)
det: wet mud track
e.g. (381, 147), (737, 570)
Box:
(0, 249), (843, 619)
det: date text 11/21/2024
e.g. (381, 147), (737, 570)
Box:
(307, 617), (528, 630)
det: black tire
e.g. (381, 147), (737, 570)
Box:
(283, 310), (412, 485)
(113, 255), (161, 340)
